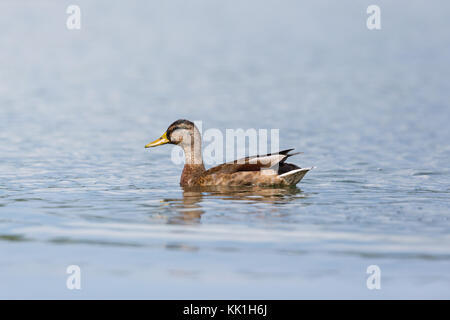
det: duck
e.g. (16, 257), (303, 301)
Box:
(145, 119), (311, 187)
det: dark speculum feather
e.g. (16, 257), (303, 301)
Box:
(278, 162), (301, 175)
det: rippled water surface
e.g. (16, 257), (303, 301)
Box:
(1, 1), (450, 298)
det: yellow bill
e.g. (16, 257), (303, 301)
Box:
(145, 132), (170, 148)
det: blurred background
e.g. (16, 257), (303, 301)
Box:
(0, 0), (449, 298)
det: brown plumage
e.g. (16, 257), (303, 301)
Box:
(145, 120), (311, 187)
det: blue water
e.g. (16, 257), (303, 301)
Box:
(1, 0), (450, 298)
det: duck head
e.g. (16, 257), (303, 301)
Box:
(145, 119), (203, 165)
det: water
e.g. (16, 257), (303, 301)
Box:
(1, 0), (450, 298)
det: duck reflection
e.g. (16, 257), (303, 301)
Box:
(162, 186), (305, 224)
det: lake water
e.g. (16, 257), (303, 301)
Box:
(1, 0), (450, 299)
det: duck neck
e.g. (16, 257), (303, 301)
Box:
(180, 130), (205, 186)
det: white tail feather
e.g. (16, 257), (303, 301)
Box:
(279, 168), (311, 185)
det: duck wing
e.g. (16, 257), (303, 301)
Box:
(204, 149), (301, 175)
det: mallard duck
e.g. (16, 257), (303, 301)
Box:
(145, 120), (311, 187)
